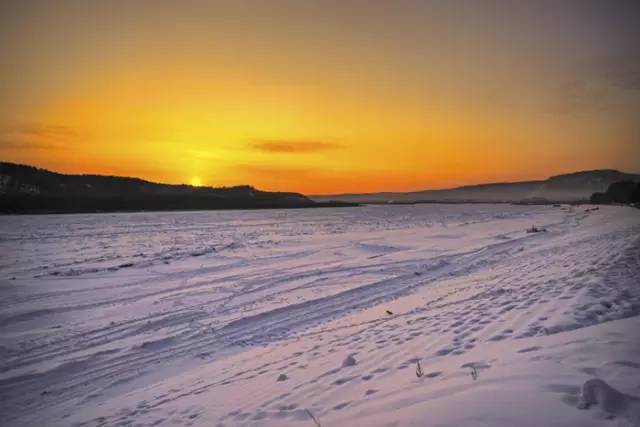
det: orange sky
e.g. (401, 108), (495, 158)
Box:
(1, 0), (639, 194)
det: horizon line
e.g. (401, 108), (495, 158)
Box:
(1, 160), (638, 197)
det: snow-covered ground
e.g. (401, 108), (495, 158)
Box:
(0, 204), (639, 427)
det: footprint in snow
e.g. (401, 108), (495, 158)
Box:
(435, 348), (453, 356)
(333, 401), (351, 411)
(342, 354), (357, 367)
(517, 346), (542, 353)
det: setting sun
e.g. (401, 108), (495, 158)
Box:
(190, 177), (202, 187)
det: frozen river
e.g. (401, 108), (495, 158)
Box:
(1, 204), (639, 426)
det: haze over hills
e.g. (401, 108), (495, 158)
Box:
(0, 162), (346, 213)
(311, 170), (640, 204)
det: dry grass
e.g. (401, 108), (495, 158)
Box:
(305, 408), (322, 427)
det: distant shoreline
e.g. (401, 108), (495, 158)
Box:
(0, 200), (358, 215)
(0, 200), (603, 216)
(340, 199), (588, 206)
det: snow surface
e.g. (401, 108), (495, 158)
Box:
(0, 204), (639, 427)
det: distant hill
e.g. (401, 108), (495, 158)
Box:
(0, 162), (352, 213)
(529, 170), (640, 201)
(311, 170), (640, 204)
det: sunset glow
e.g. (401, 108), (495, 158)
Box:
(1, 0), (639, 194)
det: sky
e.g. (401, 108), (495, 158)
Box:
(1, 0), (639, 194)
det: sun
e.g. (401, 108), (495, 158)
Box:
(191, 176), (202, 187)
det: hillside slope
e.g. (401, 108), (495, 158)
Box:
(0, 162), (319, 212)
(312, 170), (640, 204)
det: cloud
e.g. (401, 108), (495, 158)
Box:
(0, 123), (79, 152)
(250, 140), (339, 154)
(4, 123), (78, 139)
(20, 123), (78, 138)
(0, 139), (59, 151)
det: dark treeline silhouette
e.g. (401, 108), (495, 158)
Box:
(590, 180), (640, 205)
(0, 162), (354, 213)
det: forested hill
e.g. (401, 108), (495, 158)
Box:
(0, 162), (351, 213)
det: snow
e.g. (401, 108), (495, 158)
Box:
(578, 378), (640, 423)
(0, 204), (639, 427)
